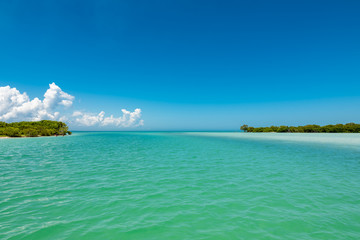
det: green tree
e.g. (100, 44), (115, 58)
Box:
(23, 128), (39, 137)
(3, 127), (21, 137)
(58, 125), (69, 136)
(240, 124), (249, 132)
(277, 126), (289, 132)
(1, 120), (71, 137)
(240, 123), (360, 133)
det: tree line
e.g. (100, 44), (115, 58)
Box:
(0, 120), (72, 137)
(240, 123), (360, 133)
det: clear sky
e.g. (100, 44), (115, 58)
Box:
(0, 0), (359, 130)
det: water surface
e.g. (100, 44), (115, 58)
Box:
(1, 132), (360, 239)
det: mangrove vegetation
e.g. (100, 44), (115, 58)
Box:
(240, 123), (360, 133)
(0, 120), (72, 137)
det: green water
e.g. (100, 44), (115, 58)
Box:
(1, 132), (360, 239)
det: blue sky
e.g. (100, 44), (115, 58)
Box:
(0, 0), (359, 130)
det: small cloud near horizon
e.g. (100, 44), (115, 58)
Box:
(0, 83), (143, 128)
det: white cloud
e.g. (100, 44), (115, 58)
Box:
(0, 83), (74, 122)
(73, 109), (144, 127)
(43, 83), (74, 109)
(0, 83), (144, 128)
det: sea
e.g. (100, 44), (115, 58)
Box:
(1, 132), (360, 239)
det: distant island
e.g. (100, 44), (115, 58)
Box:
(240, 123), (360, 133)
(0, 120), (71, 137)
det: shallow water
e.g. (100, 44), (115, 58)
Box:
(1, 132), (360, 239)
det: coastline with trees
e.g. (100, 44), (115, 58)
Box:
(0, 120), (72, 137)
(240, 123), (360, 133)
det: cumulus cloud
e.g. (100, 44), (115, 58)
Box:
(73, 109), (144, 127)
(0, 83), (144, 128)
(0, 83), (74, 122)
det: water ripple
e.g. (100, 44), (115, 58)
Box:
(1, 132), (360, 239)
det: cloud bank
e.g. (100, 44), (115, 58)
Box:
(0, 83), (143, 128)
(73, 109), (143, 127)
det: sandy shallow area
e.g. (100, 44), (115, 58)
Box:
(185, 132), (360, 147)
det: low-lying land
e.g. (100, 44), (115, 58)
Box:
(240, 123), (360, 133)
(0, 120), (71, 137)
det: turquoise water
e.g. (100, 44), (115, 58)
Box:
(1, 132), (360, 240)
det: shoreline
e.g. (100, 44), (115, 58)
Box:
(0, 135), (67, 139)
